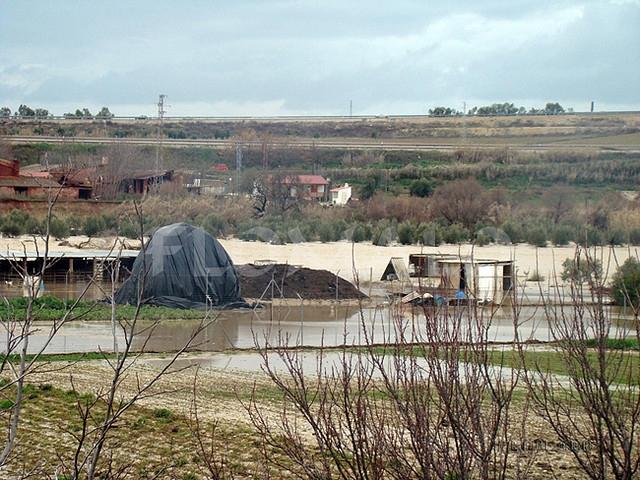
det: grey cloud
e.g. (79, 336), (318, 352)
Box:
(2, 1), (638, 114)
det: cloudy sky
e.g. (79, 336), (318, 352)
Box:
(1, 0), (638, 117)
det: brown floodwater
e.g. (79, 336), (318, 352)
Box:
(0, 300), (635, 355)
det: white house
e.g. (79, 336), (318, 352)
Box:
(330, 183), (352, 205)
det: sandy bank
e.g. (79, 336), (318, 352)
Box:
(1, 234), (637, 284)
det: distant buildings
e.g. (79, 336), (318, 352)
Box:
(0, 157), (177, 201)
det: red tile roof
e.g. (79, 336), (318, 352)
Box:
(292, 175), (328, 185)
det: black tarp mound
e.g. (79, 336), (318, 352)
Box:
(113, 223), (247, 309)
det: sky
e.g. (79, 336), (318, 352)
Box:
(1, 0), (639, 117)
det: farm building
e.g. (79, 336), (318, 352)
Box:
(435, 257), (514, 303)
(403, 253), (515, 304)
(120, 169), (176, 195)
(0, 159), (20, 177)
(0, 158), (88, 199)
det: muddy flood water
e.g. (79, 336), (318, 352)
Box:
(0, 300), (635, 355)
(0, 277), (636, 355)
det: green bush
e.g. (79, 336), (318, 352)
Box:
(83, 215), (106, 237)
(199, 213), (227, 238)
(372, 220), (397, 246)
(317, 222), (334, 242)
(349, 222), (372, 243)
(561, 257), (602, 284)
(153, 408), (173, 419)
(0, 218), (23, 237)
(501, 220), (524, 244)
(100, 213), (119, 232)
(611, 258), (640, 306)
(629, 228), (640, 246)
(47, 216), (69, 240)
(576, 226), (604, 247)
(441, 224), (470, 245)
(67, 215), (84, 234)
(475, 232), (491, 246)
(551, 224), (575, 246)
(526, 226), (548, 248)
(119, 222), (139, 240)
(408, 179), (432, 197)
(0, 210), (34, 237)
(397, 220), (417, 245)
(416, 222), (442, 246)
(605, 228), (626, 246)
(331, 219), (348, 241)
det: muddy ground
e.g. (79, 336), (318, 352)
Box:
(20, 356), (591, 479)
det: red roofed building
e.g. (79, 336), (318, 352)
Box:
(264, 174), (329, 201)
(0, 158), (92, 199)
(0, 159), (20, 177)
(290, 175), (329, 201)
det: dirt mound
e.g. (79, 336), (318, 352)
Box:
(237, 263), (364, 300)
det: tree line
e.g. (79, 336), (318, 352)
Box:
(428, 101), (568, 116)
(0, 105), (114, 118)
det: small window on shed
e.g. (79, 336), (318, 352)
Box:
(14, 187), (28, 196)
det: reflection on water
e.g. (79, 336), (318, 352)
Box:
(0, 278), (121, 303)
(0, 302), (637, 355)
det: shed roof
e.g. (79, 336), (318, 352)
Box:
(127, 169), (173, 180)
(0, 176), (61, 188)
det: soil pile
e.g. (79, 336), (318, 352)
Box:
(237, 263), (364, 300)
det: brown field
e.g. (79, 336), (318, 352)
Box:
(2, 112), (640, 147)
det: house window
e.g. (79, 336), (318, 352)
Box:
(14, 187), (28, 196)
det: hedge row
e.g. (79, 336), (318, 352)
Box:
(2, 209), (640, 248)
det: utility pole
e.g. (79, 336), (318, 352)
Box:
(154, 94), (168, 192)
(157, 94), (167, 121)
(236, 143), (243, 194)
(350, 100), (353, 117)
(462, 101), (467, 143)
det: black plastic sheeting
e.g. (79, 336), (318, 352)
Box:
(113, 223), (248, 309)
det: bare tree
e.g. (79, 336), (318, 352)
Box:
(97, 143), (148, 200)
(54, 203), (216, 479)
(251, 172), (303, 216)
(520, 247), (640, 480)
(431, 178), (489, 229)
(542, 185), (575, 225)
(247, 261), (528, 480)
(0, 165), (97, 468)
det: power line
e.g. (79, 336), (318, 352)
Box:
(154, 94), (168, 192)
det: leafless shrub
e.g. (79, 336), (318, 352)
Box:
(0, 167), (97, 468)
(187, 369), (231, 480)
(51, 204), (215, 479)
(431, 177), (489, 228)
(248, 263), (528, 480)
(520, 247), (640, 480)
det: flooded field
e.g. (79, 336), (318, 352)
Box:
(1, 301), (635, 355)
(0, 276), (120, 302)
